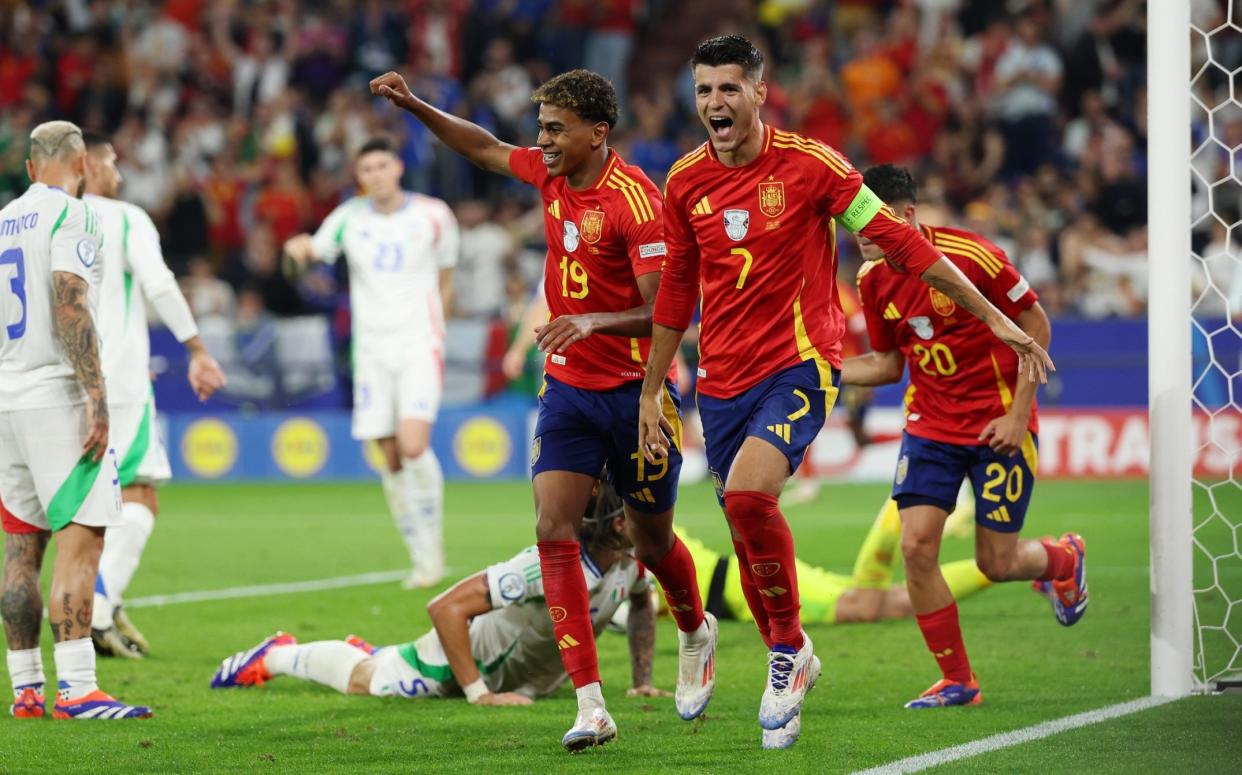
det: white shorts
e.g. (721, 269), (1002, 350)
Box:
(112, 396), (171, 488)
(367, 644), (453, 699)
(0, 405), (123, 533)
(351, 349), (443, 440)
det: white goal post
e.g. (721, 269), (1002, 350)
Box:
(1148, 0), (1194, 696)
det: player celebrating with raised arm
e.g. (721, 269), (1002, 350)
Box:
(80, 130), (226, 659)
(845, 165), (1086, 709)
(638, 36), (1052, 748)
(284, 137), (459, 590)
(0, 121), (151, 719)
(211, 483), (668, 707)
(371, 69), (715, 752)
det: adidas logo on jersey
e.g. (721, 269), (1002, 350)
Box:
(691, 196), (713, 216)
(986, 506), (1013, 523)
(557, 634), (581, 651)
(766, 423), (791, 444)
(884, 303), (901, 320)
(758, 586), (788, 598)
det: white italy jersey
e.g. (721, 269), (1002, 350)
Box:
(311, 192), (459, 360)
(0, 184), (105, 410)
(405, 545), (648, 698)
(84, 194), (170, 406)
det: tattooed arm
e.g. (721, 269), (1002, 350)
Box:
(1, 531), (50, 650)
(52, 271), (108, 461)
(625, 588), (670, 697)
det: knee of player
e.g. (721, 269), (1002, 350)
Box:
(721, 490), (777, 527)
(399, 438), (430, 460)
(900, 532), (940, 571)
(346, 658), (376, 695)
(975, 553), (1015, 582)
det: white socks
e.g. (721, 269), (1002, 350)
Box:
(576, 681), (605, 712)
(7, 648), (44, 694)
(54, 638), (97, 700)
(264, 642), (368, 694)
(92, 501), (155, 629)
(381, 451), (444, 575)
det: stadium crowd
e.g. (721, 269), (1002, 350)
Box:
(0, 0), (1170, 385)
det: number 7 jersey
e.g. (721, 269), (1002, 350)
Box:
(509, 147), (667, 391)
(0, 183), (104, 410)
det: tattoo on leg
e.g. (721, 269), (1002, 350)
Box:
(1, 533), (49, 650)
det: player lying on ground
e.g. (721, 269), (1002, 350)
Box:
(0, 121), (150, 719)
(845, 164), (1087, 709)
(372, 68), (713, 752)
(80, 130), (226, 660)
(638, 34), (1053, 749)
(284, 136), (459, 590)
(211, 483), (668, 709)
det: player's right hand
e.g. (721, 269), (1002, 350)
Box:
(370, 71), (416, 110)
(473, 691), (533, 706)
(639, 390), (675, 464)
(991, 319), (1054, 384)
(283, 234), (314, 265)
(83, 394), (109, 463)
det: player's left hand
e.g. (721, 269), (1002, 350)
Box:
(188, 350), (227, 402)
(626, 685), (673, 698)
(639, 389), (675, 463)
(534, 314), (596, 354)
(978, 411), (1028, 456)
(990, 320), (1054, 384)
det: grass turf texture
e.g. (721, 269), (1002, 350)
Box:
(1, 480), (1237, 773)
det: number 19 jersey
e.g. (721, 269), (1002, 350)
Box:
(509, 148), (667, 391)
(0, 184), (104, 410)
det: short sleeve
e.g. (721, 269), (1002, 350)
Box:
(969, 245), (1038, 320)
(429, 199), (460, 269)
(857, 263), (897, 352)
(310, 200), (355, 265)
(508, 147), (549, 188)
(619, 183), (666, 277)
(123, 206), (172, 286)
(485, 546), (544, 608)
(49, 198), (99, 281)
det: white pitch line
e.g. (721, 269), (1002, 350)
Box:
(852, 695), (1180, 775)
(124, 569), (442, 608)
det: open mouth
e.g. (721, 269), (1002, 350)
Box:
(708, 115), (734, 141)
(542, 150), (561, 166)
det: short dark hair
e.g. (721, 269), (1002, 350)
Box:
(357, 136), (398, 158)
(531, 69), (619, 129)
(691, 34), (764, 80)
(863, 165), (918, 205)
(81, 129), (111, 151)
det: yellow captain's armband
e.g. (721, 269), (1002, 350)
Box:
(838, 185), (884, 234)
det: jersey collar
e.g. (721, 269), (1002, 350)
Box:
(704, 123), (773, 167)
(590, 150), (620, 190)
(580, 546), (603, 579)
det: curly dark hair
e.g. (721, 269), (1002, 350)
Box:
(862, 164), (919, 205)
(691, 34), (765, 80)
(579, 479), (627, 552)
(531, 69), (619, 129)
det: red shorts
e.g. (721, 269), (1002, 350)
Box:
(0, 497), (42, 535)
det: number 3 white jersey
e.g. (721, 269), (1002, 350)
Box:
(311, 193), (459, 359)
(0, 183), (105, 410)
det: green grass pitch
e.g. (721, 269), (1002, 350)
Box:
(1, 479), (1238, 773)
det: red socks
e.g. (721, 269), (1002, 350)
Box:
(648, 536), (705, 633)
(1037, 538), (1075, 582)
(732, 538), (773, 648)
(916, 602), (973, 683)
(723, 490), (802, 649)
(537, 540), (599, 688)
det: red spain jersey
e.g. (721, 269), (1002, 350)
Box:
(653, 125), (942, 399)
(510, 147), (667, 391)
(857, 224), (1041, 445)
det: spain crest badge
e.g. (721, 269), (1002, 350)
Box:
(580, 210), (605, 244)
(758, 180), (785, 218)
(929, 288), (957, 316)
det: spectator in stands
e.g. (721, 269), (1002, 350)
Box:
(453, 201), (515, 320)
(991, 11), (1063, 177)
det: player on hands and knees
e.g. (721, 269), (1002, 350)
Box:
(638, 35), (1053, 746)
(371, 69), (714, 752)
(284, 137), (458, 590)
(211, 483), (667, 726)
(845, 164), (1084, 709)
(0, 121), (150, 719)
(80, 130), (226, 659)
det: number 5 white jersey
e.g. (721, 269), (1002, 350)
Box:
(0, 183), (105, 410)
(311, 192), (459, 360)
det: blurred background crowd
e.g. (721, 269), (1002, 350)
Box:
(0, 0), (1195, 407)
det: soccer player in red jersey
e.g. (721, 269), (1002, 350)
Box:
(845, 165), (1087, 709)
(637, 36), (1052, 747)
(371, 69), (715, 752)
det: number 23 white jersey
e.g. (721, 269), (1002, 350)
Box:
(311, 192), (459, 359)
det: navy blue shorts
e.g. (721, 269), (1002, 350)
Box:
(531, 375), (683, 513)
(698, 360), (840, 505)
(892, 431), (1039, 533)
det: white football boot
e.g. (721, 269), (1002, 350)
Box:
(759, 631), (820, 730)
(561, 706), (618, 752)
(760, 656), (820, 749)
(675, 612), (718, 720)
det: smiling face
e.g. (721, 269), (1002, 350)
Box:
(693, 63), (767, 159)
(536, 102), (607, 180)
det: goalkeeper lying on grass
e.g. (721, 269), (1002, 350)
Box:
(210, 482), (667, 705)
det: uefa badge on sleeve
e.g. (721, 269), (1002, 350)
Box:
(908, 316), (934, 340)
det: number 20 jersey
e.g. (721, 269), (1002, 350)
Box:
(0, 184), (104, 410)
(509, 147), (666, 391)
(857, 224), (1040, 446)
